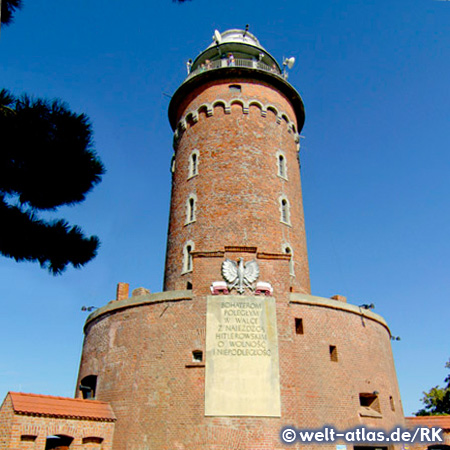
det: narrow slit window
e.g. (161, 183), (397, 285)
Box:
(192, 153), (197, 175)
(280, 198), (290, 224)
(279, 155), (286, 177)
(282, 200), (287, 222)
(186, 245), (192, 272)
(186, 195), (197, 224)
(390, 396), (395, 411)
(295, 318), (303, 335)
(189, 197), (195, 222)
(182, 241), (194, 274)
(329, 345), (338, 362)
(189, 150), (199, 178)
(276, 151), (288, 179)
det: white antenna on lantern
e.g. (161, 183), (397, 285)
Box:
(213, 30), (222, 44)
(284, 57), (295, 69)
(282, 57), (296, 78)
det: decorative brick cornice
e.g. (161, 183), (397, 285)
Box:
(173, 98), (300, 146)
(192, 251), (225, 258)
(224, 246), (257, 253)
(257, 252), (291, 261)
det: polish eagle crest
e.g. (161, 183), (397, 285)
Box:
(221, 257), (260, 294)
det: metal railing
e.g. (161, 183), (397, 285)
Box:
(185, 58), (285, 81)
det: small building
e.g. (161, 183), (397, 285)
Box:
(405, 416), (450, 450)
(0, 392), (115, 450)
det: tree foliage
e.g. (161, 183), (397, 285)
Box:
(0, 89), (105, 274)
(415, 359), (450, 416)
(1, 0), (23, 25)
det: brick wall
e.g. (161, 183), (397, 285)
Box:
(0, 395), (114, 450)
(76, 291), (405, 450)
(163, 78), (310, 294)
(0, 395), (14, 450)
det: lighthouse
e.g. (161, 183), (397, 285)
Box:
(164, 28), (310, 296)
(76, 29), (405, 449)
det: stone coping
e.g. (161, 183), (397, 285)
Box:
(84, 290), (193, 330)
(84, 290), (391, 336)
(289, 293), (391, 335)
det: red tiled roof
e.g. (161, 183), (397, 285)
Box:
(9, 392), (115, 421)
(405, 416), (450, 430)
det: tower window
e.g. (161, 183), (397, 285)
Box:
(295, 318), (304, 335)
(189, 198), (194, 221)
(329, 345), (338, 362)
(279, 155), (285, 177)
(282, 200), (288, 222)
(192, 350), (203, 362)
(279, 196), (291, 225)
(182, 241), (194, 273)
(276, 151), (288, 179)
(192, 153), (197, 175)
(79, 375), (97, 399)
(185, 194), (197, 224)
(186, 245), (192, 271)
(189, 150), (199, 178)
(229, 84), (241, 93)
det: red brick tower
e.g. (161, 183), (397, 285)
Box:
(164, 29), (309, 295)
(76, 29), (405, 450)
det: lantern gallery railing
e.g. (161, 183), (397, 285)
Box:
(185, 58), (286, 81)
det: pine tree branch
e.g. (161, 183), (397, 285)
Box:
(0, 196), (100, 274)
(0, 89), (105, 210)
(1, 0), (23, 26)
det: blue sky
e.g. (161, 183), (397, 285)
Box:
(0, 0), (449, 416)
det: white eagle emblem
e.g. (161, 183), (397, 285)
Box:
(221, 257), (260, 294)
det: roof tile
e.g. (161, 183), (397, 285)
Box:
(9, 392), (115, 421)
(405, 416), (450, 430)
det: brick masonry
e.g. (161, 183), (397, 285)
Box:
(0, 394), (115, 450)
(163, 78), (310, 294)
(75, 289), (405, 450)
(405, 416), (450, 450)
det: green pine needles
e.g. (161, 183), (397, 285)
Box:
(0, 89), (105, 274)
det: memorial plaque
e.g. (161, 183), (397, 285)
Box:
(205, 295), (281, 416)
